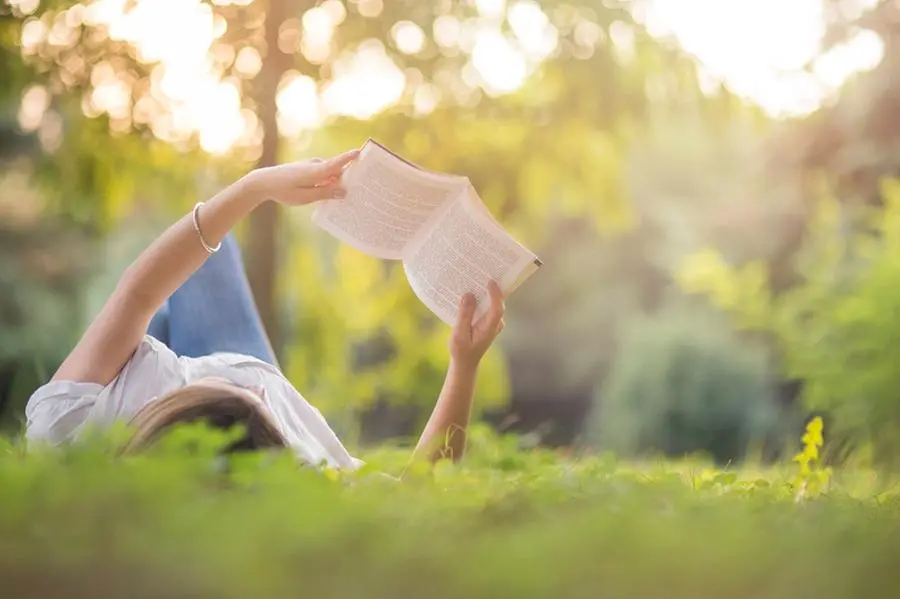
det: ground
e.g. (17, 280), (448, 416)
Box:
(1, 422), (898, 599)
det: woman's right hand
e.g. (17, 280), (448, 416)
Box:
(246, 149), (360, 206)
(449, 281), (506, 371)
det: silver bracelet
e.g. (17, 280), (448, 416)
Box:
(192, 201), (221, 254)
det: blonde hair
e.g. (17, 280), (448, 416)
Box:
(121, 382), (287, 455)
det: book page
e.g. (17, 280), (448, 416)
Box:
(312, 141), (464, 260)
(403, 189), (541, 325)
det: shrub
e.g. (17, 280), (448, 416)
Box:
(677, 183), (900, 467)
(591, 304), (782, 464)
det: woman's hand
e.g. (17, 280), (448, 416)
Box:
(246, 149), (360, 206)
(412, 281), (505, 464)
(449, 281), (506, 371)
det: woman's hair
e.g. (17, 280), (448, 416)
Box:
(121, 382), (288, 455)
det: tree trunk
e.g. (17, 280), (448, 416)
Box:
(246, 0), (291, 359)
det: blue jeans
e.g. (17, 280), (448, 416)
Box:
(147, 233), (277, 366)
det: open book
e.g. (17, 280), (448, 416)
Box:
(312, 139), (542, 326)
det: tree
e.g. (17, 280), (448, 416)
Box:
(246, 0), (294, 356)
(770, 0), (894, 208)
(5, 0), (658, 359)
(672, 0), (900, 466)
(3, 0), (769, 442)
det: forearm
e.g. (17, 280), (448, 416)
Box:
(52, 149), (355, 387)
(53, 175), (264, 385)
(117, 175), (263, 317)
(413, 360), (479, 463)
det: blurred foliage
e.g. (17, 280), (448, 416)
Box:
(2, 0), (869, 454)
(590, 303), (783, 465)
(669, 0), (900, 468)
(793, 416), (833, 500)
(678, 181), (900, 468)
(0, 3), (212, 227)
(1, 0), (748, 434)
(279, 103), (788, 439)
(772, 0), (900, 208)
(1, 423), (899, 598)
(279, 223), (511, 433)
(0, 221), (91, 358)
(1, 0), (225, 422)
(491, 108), (786, 415)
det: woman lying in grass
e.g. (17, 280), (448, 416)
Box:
(25, 148), (506, 468)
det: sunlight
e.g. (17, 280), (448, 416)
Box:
(814, 29), (884, 87)
(193, 80), (245, 154)
(39, 0), (886, 154)
(646, 0), (884, 117)
(7, 0), (40, 15)
(301, 4), (335, 64)
(17, 84), (49, 132)
(465, 1), (557, 96)
(277, 73), (322, 136)
(320, 0), (348, 24)
(471, 28), (528, 95)
(320, 41), (407, 120)
(476, 0), (507, 19)
(79, 0), (243, 152)
(234, 47), (263, 78)
(433, 15), (461, 49)
(357, 0), (384, 19)
(391, 21), (427, 55)
(508, 0), (558, 61)
(108, 0), (220, 64)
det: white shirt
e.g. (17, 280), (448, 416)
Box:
(25, 335), (362, 470)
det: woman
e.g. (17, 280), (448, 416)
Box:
(25, 148), (506, 468)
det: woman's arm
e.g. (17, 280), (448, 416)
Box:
(413, 282), (505, 463)
(53, 150), (359, 386)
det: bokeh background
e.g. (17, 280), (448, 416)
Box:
(3, 0), (900, 468)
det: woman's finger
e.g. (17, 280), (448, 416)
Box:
(309, 149), (360, 180)
(472, 282), (504, 339)
(454, 293), (477, 337)
(485, 281), (504, 330)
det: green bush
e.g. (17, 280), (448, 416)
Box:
(677, 185), (900, 467)
(591, 305), (782, 464)
(0, 424), (899, 599)
(0, 222), (98, 433)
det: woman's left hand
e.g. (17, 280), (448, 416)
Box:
(449, 281), (506, 371)
(246, 149), (360, 206)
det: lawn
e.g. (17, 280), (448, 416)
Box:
(1, 421), (898, 599)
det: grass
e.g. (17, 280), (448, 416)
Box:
(1, 421), (899, 599)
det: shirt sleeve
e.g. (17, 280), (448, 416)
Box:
(24, 380), (104, 446)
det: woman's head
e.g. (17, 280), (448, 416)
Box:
(122, 379), (287, 454)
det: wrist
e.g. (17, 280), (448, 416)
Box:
(237, 169), (272, 206)
(448, 356), (480, 380)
